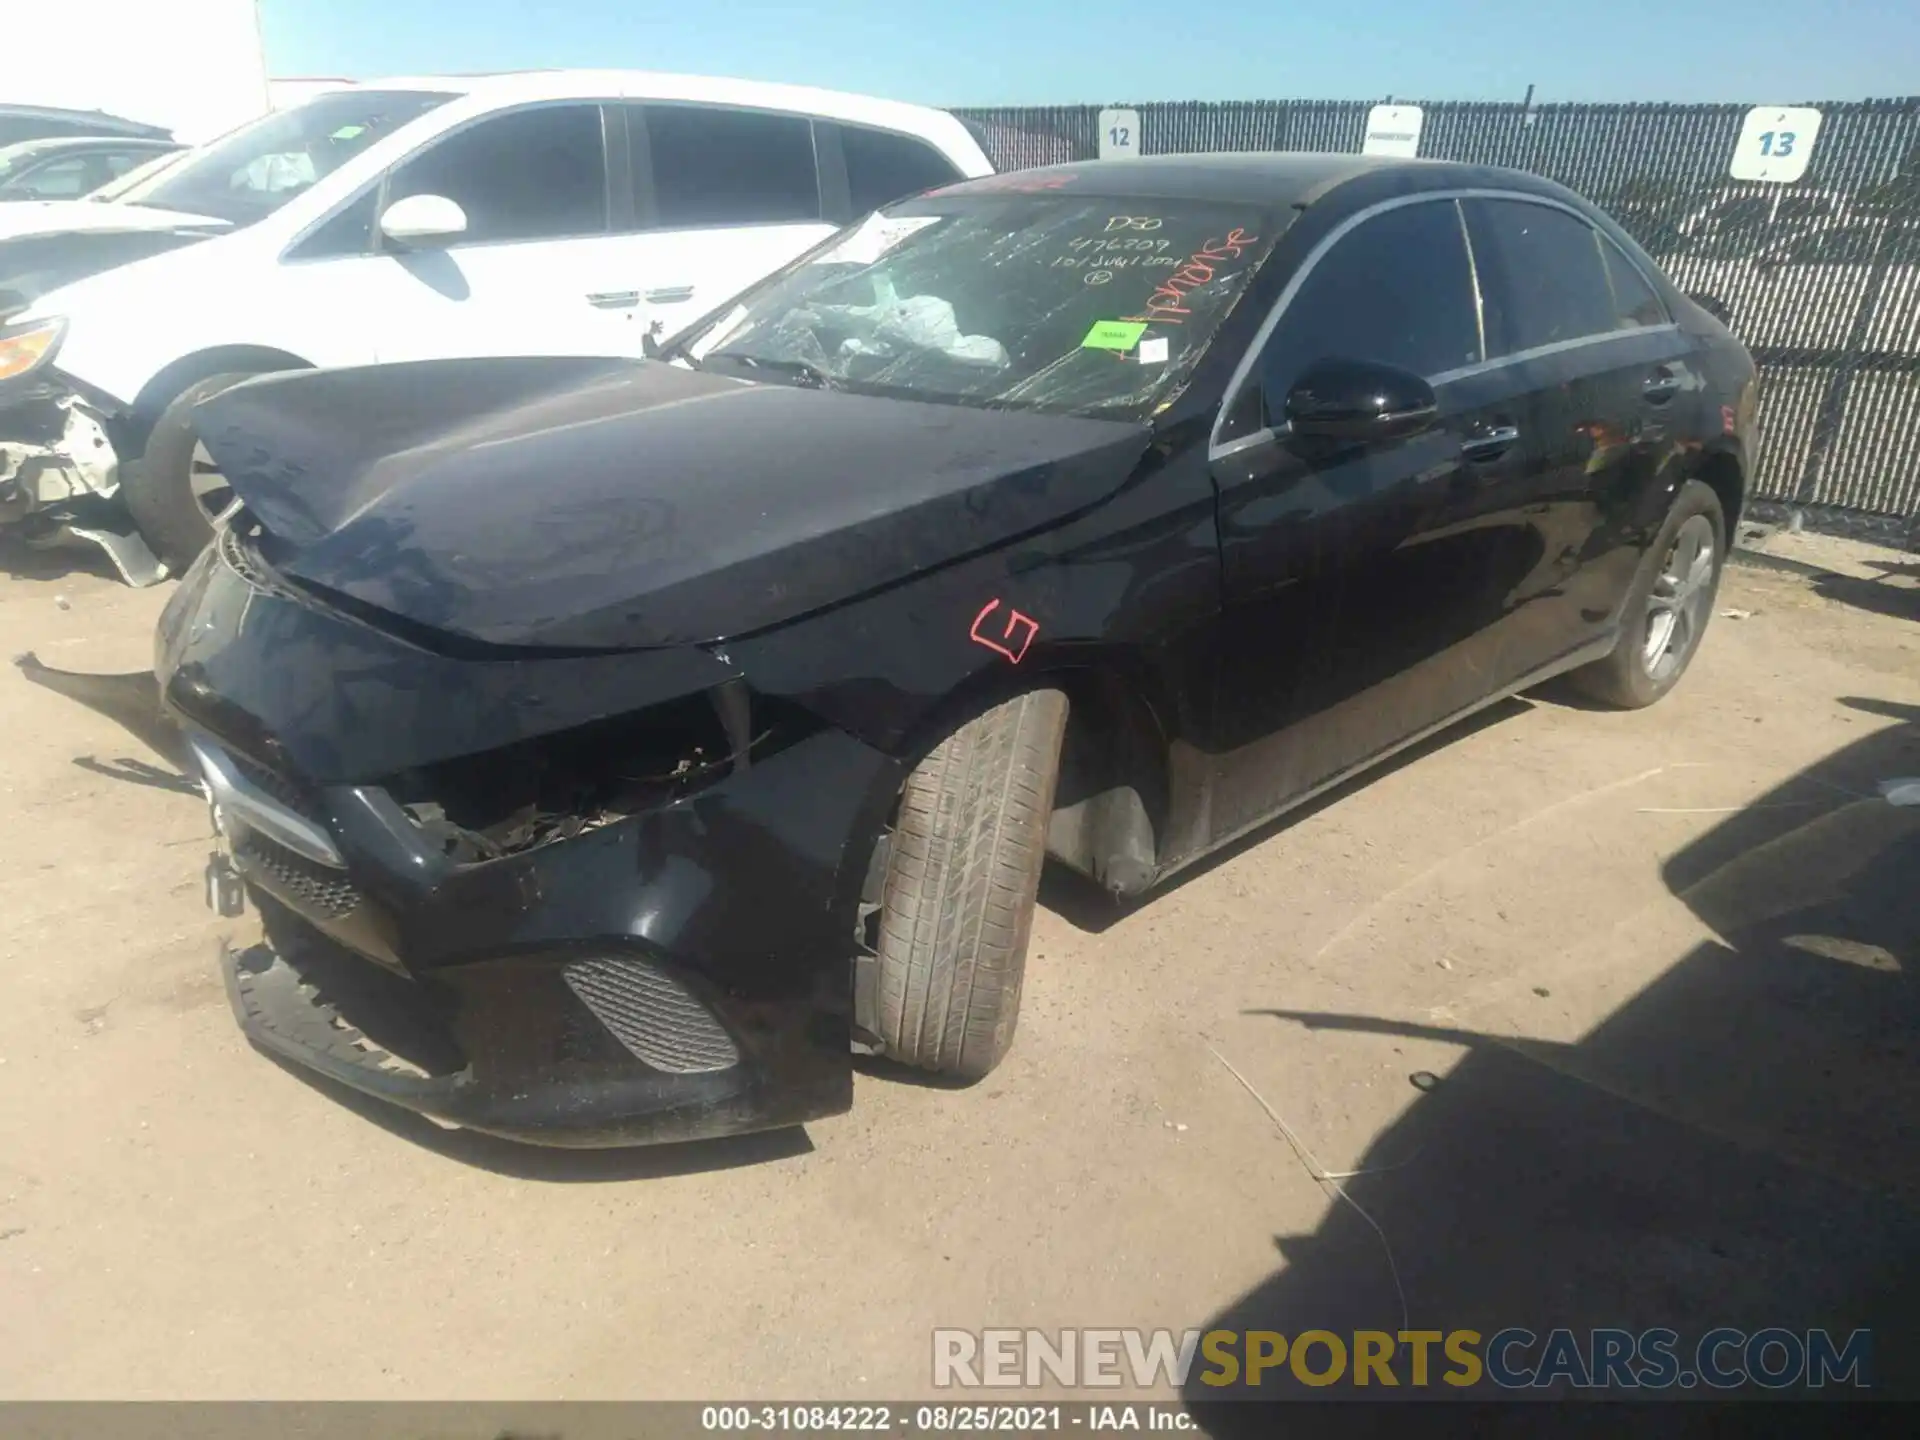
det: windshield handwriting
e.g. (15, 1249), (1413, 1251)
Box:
(1126, 228), (1260, 325)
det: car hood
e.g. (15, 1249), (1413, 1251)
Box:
(198, 356), (1153, 651)
(0, 224), (219, 319)
(0, 199), (227, 240)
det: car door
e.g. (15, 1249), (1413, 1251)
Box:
(275, 102), (648, 365)
(1205, 196), (1545, 842)
(609, 102), (840, 342)
(1457, 196), (1704, 677)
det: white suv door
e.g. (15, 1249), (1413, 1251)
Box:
(612, 102), (835, 341)
(279, 101), (649, 363)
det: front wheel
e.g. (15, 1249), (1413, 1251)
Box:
(861, 688), (1069, 1081)
(1568, 478), (1726, 709)
(119, 372), (264, 574)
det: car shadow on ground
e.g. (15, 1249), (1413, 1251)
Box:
(0, 532), (121, 586)
(71, 753), (201, 795)
(1039, 698), (1537, 936)
(1809, 565), (1920, 624)
(1182, 700), (1920, 1427)
(1732, 546), (1920, 624)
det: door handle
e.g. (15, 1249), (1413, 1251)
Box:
(587, 290), (640, 309)
(1459, 424), (1520, 462)
(644, 285), (696, 304)
(1643, 367), (1681, 405)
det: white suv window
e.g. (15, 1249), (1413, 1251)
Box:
(640, 104), (820, 228)
(386, 103), (608, 245)
(841, 124), (963, 214)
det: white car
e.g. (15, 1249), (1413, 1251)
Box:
(0, 71), (992, 582)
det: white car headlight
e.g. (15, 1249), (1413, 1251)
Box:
(0, 316), (64, 383)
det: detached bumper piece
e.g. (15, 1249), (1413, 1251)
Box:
(222, 909), (805, 1148)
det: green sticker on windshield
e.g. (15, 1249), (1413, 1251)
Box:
(1081, 320), (1148, 350)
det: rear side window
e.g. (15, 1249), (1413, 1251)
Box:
(1600, 235), (1667, 328)
(386, 103), (607, 245)
(643, 104), (820, 227)
(841, 125), (963, 214)
(1260, 198), (1483, 401)
(1464, 198), (1618, 355)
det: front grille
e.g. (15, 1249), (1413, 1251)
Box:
(562, 957), (740, 1074)
(236, 831), (361, 919)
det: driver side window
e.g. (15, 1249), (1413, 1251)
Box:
(1231, 199), (1482, 437)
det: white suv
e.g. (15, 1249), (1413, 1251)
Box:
(0, 71), (992, 581)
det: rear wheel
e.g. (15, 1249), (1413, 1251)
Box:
(1568, 479), (1726, 709)
(860, 689), (1069, 1080)
(120, 372), (264, 574)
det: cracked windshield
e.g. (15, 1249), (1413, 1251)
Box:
(681, 195), (1277, 418)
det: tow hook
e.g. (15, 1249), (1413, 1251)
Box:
(206, 850), (247, 917)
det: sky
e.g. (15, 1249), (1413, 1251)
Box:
(259, 0), (1920, 109)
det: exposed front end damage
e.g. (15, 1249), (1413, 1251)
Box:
(0, 379), (165, 586)
(19, 349), (1155, 1145)
(29, 531), (897, 1146)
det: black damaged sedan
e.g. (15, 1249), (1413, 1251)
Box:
(35, 154), (1757, 1146)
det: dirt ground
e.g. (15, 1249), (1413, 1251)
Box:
(0, 534), (1914, 1402)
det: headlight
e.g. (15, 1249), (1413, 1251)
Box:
(0, 317), (64, 383)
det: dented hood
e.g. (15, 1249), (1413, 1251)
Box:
(197, 357), (1152, 651)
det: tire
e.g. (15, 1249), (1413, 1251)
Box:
(120, 372), (264, 574)
(1568, 479), (1727, 709)
(866, 688), (1069, 1080)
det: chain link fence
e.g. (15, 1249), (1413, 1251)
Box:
(954, 99), (1920, 542)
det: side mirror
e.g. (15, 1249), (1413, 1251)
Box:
(378, 193), (468, 247)
(1282, 357), (1437, 446)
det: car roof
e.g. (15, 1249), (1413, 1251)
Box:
(353, 68), (973, 131)
(936, 151), (1573, 210)
(0, 104), (172, 139)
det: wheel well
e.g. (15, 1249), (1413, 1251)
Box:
(1697, 447), (1746, 535)
(1045, 666), (1170, 898)
(122, 346), (312, 449)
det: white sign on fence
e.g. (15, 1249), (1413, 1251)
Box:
(1362, 104), (1424, 158)
(1729, 106), (1822, 183)
(1098, 108), (1142, 160)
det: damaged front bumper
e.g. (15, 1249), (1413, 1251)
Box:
(144, 531), (904, 1147)
(0, 378), (164, 585)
